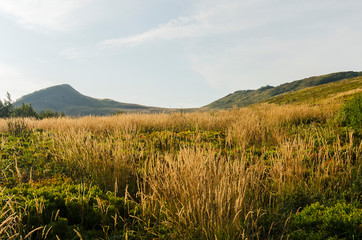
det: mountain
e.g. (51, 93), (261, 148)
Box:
(204, 71), (362, 109)
(14, 71), (362, 116)
(265, 76), (362, 105)
(14, 84), (166, 116)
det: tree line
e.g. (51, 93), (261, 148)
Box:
(0, 93), (64, 119)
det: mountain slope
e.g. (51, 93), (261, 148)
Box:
(14, 84), (165, 116)
(265, 76), (362, 105)
(204, 71), (362, 109)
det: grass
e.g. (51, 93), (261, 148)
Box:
(0, 95), (361, 239)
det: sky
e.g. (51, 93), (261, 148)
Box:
(0, 0), (362, 108)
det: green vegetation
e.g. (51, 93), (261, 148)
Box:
(1, 181), (141, 239)
(1, 73), (361, 239)
(205, 71), (362, 109)
(0, 92), (361, 239)
(267, 77), (362, 105)
(0, 93), (63, 119)
(288, 202), (362, 239)
(338, 93), (362, 135)
(14, 84), (166, 116)
(0, 93), (13, 117)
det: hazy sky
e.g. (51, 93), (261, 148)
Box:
(1, 0), (362, 108)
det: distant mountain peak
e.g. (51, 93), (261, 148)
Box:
(44, 83), (79, 93)
(58, 83), (74, 89)
(15, 84), (164, 116)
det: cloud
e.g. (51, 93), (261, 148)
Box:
(0, 0), (91, 32)
(101, 1), (263, 47)
(59, 0), (362, 94)
(60, 12), (211, 59)
(101, 15), (207, 47)
(60, 1), (262, 58)
(0, 62), (51, 100)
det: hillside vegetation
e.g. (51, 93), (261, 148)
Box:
(205, 71), (362, 109)
(0, 88), (361, 239)
(1, 93), (62, 119)
(14, 84), (166, 116)
(266, 76), (362, 105)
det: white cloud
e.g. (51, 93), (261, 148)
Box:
(61, 12), (212, 59)
(59, 0), (362, 95)
(0, 62), (51, 100)
(185, 0), (362, 90)
(61, 1), (263, 58)
(0, 0), (91, 32)
(101, 15), (207, 47)
(101, 1), (263, 47)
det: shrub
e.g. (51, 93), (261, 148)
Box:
(288, 202), (362, 240)
(13, 103), (38, 118)
(7, 118), (30, 136)
(338, 93), (362, 135)
(0, 92), (13, 117)
(38, 109), (60, 119)
(0, 181), (141, 239)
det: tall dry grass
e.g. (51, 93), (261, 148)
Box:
(0, 103), (336, 134)
(139, 148), (269, 239)
(1, 102), (359, 239)
(0, 188), (49, 239)
(138, 125), (360, 239)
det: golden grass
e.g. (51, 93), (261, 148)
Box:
(0, 101), (360, 239)
(137, 124), (359, 238)
(0, 103), (335, 132)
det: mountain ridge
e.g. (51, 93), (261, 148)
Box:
(14, 71), (362, 116)
(15, 84), (166, 116)
(204, 71), (362, 109)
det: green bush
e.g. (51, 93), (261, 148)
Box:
(0, 131), (57, 187)
(13, 102), (38, 118)
(339, 93), (362, 135)
(0, 182), (141, 239)
(288, 202), (362, 240)
(0, 92), (13, 117)
(38, 109), (64, 119)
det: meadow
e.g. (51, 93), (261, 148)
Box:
(0, 94), (361, 239)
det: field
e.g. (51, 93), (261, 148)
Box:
(0, 95), (361, 239)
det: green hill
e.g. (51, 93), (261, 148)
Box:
(204, 71), (362, 109)
(14, 84), (166, 116)
(266, 76), (362, 105)
(13, 72), (362, 116)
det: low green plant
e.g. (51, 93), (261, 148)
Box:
(288, 202), (362, 240)
(0, 181), (142, 239)
(338, 93), (362, 135)
(0, 130), (57, 187)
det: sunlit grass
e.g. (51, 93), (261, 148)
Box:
(0, 100), (361, 239)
